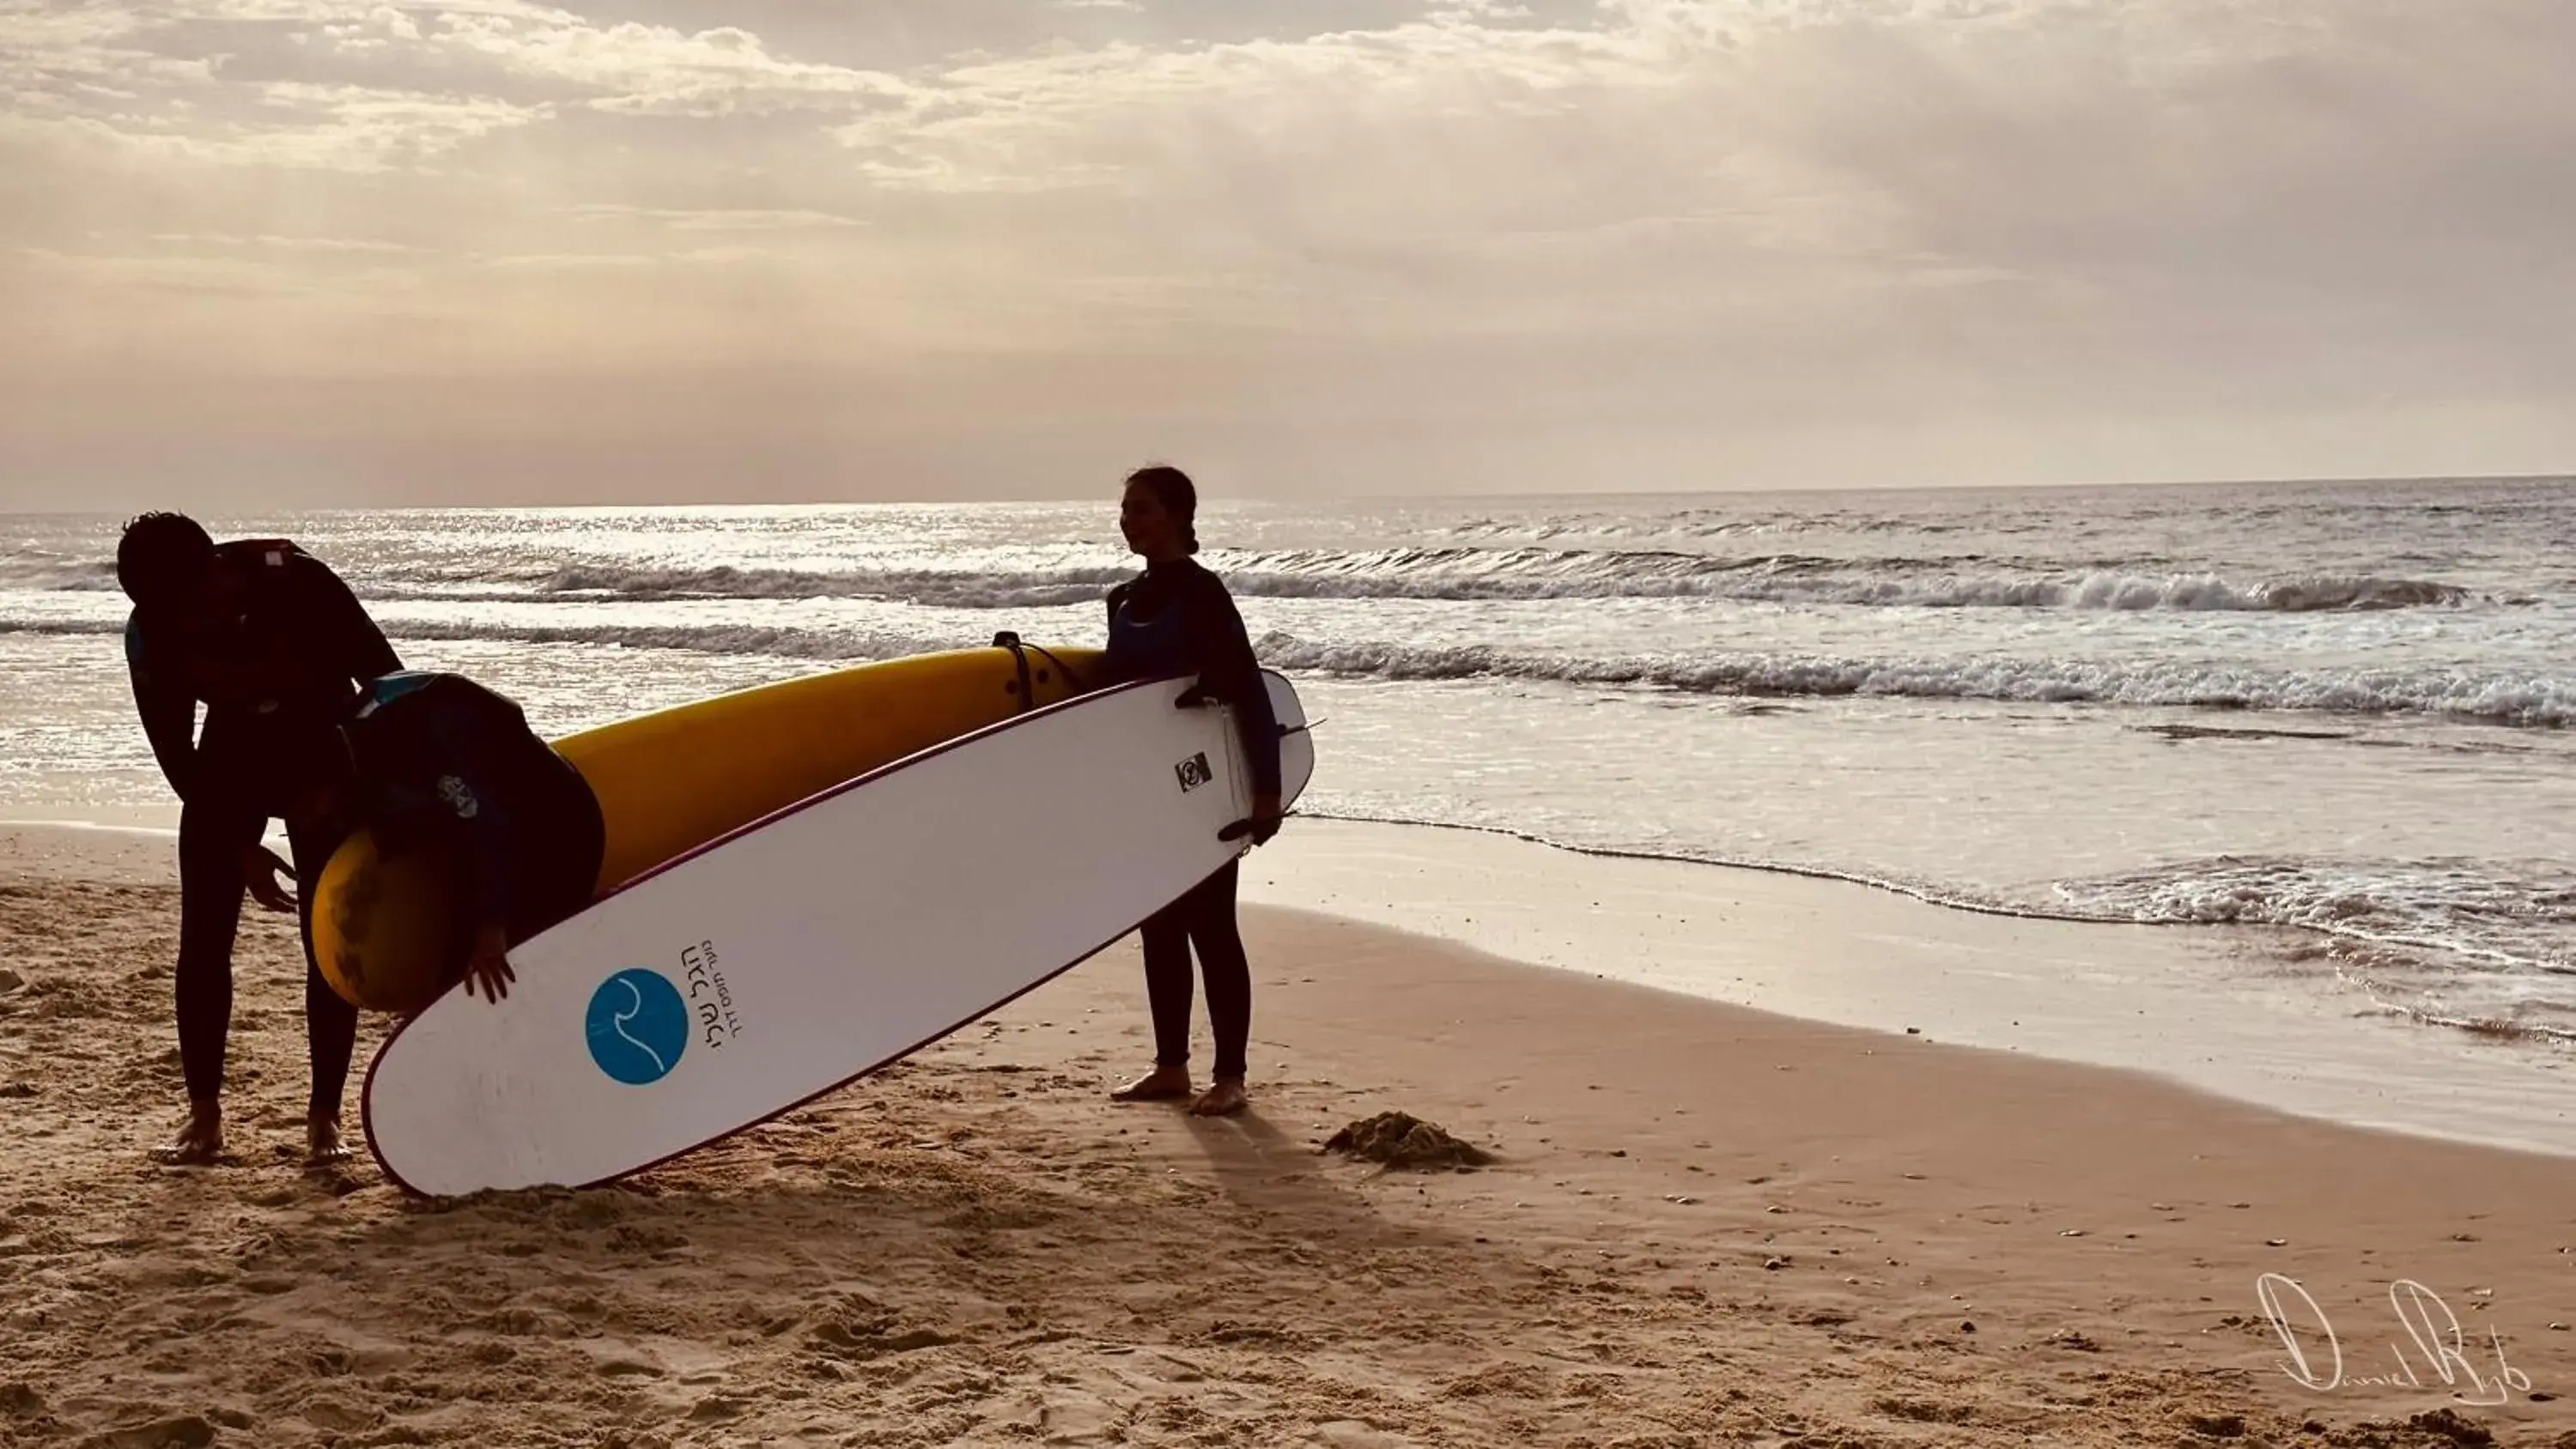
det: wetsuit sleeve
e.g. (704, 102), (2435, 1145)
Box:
(413, 703), (519, 929)
(295, 555), (402, 684)
(124, 615), (198, 800)
(1182, 573), (1282, 797)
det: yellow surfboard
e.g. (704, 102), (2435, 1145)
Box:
(313, 640), (1104, 1014)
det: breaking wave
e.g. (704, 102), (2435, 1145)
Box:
(2055, 855), (2576, 966)
(335, 550), (2477, 612)
(5, 592), (2562, 729)
(0, 557), (118, 591)
(508, 562), (1133, 610)
(1259, 637), (2576, 727)
(1, 610), (2561, 725)
(2052, 856), (2576, 1040)
(1303, 810), (2576, 1043)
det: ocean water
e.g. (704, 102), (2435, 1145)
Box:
(4, 476), (2573, 1049)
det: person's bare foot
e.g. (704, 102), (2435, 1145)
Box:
(150, 1101), (224, 1166)
(1109, 1065), (1193, 1102)
(306, 1113), (353, 1166)
(1189, 1077), (1248, 1117)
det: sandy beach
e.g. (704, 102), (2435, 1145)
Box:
(4, 821), (2573, 1448)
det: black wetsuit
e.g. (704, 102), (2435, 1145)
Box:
(338, 671), (604, 949)
(123, 539), (401, 1116)
(1101, 558), (1282, 1082)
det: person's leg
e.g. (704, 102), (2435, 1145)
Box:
(288, 813), (358, 1163)
(1110, 898), (1199, 1100)
(158, 796), (260, 1163)
(1182, 861), (1252, 1116)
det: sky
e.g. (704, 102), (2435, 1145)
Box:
(2, 0), (2573, 509)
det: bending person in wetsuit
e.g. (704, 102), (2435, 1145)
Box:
(117, 512), (403, 1166)
(1097, 464), (1284, 1118)
(305, 671), (607, 1008)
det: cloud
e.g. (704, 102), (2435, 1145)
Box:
(2, 0), (2572, 506)
(12, 239), (425, 310)
(83, 83), (542, 171)
(565, 204), (870, 233)
(474, 251), (661, 270)
(0, 4), (551, 171)
(141, 230), (426, 253)
(317, 3), (921, 117)
(0, 4), (222, 107)
(785, 0), (2576, 384)
(3, 2), (910, 168)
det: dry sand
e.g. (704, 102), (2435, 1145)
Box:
(3, 823), (2573, 1448)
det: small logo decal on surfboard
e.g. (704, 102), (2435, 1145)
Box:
(1175, 752), (1213, 793)
(683, 939), (742, 1048)
(586, 968), (690, 1085)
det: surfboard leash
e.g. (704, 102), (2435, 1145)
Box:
(993, 631), (1036, 712)
(1028, 644), (1091, 693)
(992, 631), (1092, 709)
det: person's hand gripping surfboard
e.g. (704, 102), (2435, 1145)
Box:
(1174, 679), (1288, 847)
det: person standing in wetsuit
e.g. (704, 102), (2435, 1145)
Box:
(116, 512), (402, 1166)
(1097, 465), (1284, 1119)
(308, 670), (606, 1007)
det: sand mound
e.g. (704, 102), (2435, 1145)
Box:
(1321, 1111), (1493, 1170)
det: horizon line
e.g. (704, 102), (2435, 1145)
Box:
(3, 470), (2569, 521)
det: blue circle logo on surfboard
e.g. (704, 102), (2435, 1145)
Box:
(585, 968), (689, 1085)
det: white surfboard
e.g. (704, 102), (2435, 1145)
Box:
(359, 671), (1315, 1197)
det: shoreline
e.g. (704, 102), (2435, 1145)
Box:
(14, 810), (2575, 1163)
(1237, 819), (2576, 1161)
